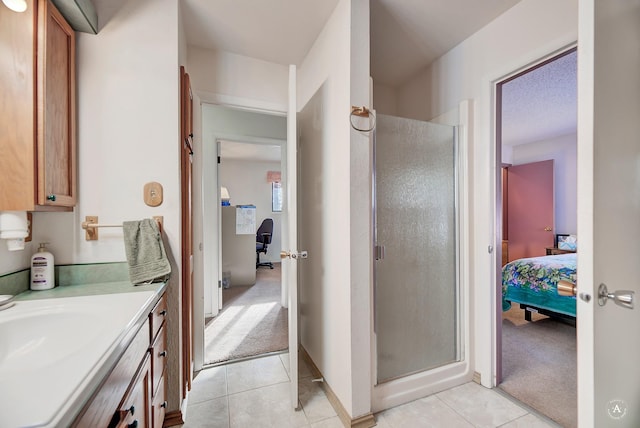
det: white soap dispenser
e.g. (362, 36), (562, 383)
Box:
(31, 242), (55, 290)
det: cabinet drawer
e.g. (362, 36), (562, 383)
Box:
(151, 375), (167, 428)
(114, 354), (151, 428)
(149, 295), (167, 342)
(151, 324), (167, 397)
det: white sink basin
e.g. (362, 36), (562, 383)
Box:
(0, 306), (107, 370)
(0, 291), (156, 428)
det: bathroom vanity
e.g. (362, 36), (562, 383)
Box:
(0, 280), (167, 427)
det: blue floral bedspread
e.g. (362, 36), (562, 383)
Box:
(502, 253), (577, 317)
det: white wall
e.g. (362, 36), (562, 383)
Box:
(37, 0), (184, 410)
(219, 158), (283, 263)
(188, 46), (289, 111)
(372, 82), (397, 115)
(510, 133), (577, 235)
(33, 0), (182, 266)
(200, 104), (286, 316)
(0, 240), (33, 275)
(397, 0), (578, 386)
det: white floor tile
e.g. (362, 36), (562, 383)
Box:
(437, 382), (528, 428)
(309, 416), (344, 428)
(279, 352), (314, 379)
(372, 413), (394, 428)
(226, 355), (290, 394)
(228, 382), (309, 428)
(499, 413), (557, 428)
(190, 366), (228, 405)
(182, 354), (540, 428)
(376, 395), (473, 428)
(184, 396), (229, 428)
(299, 377), (337, 423)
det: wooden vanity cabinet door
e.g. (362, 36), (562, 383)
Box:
(37, 0), (76, 208)
(73, 319), (150, 428)
(115, 354), (152, 428)
(151, 375), (167, 428)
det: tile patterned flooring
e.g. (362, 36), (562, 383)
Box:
(181, 353), (559, 428)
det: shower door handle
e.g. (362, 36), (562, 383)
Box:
(375, 245), (385, 261)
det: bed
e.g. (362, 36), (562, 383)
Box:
(502, 253), (577, 321)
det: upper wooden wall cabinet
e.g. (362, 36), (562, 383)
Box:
(0, 0), (76, 211)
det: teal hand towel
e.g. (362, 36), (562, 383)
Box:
(123, 219), (171, 285)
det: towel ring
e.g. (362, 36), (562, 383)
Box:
(350, 106), (376, 133)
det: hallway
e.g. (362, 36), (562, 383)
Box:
(182, 353), (560, 427)
(204, 264), (287, 365)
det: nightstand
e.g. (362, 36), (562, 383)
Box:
(546, 247), (577, 255)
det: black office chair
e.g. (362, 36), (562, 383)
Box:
(256, 218), (274, 269)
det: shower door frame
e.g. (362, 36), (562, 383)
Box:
(371, 101), (474, 413)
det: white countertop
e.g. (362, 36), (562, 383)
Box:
(0, 290), (158, 427)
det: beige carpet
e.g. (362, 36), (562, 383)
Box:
(500, 306), (577, 428)
(204, 264), (288, 365)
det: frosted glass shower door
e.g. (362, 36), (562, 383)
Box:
(375, 114), (459, 383)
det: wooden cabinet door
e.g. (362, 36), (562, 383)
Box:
(116, 354), (152, 428)
(37, 0), (76, 207)
(0, 0), (36, 210)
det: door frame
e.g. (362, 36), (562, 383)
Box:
(214, 135), (287, 316)
(180, 66), (194, 397)
(492, 45), (577, 384)
(192, 94), (292, 373)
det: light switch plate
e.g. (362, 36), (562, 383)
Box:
(144, 182), (163, 207)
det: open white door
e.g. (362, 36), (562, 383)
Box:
(578, 1), (640, 426)
(282, 64), (299, 409)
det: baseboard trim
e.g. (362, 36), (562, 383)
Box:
(300, 347), (376, 428)
(163, 410), (185, 427)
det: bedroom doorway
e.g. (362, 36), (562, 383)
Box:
(204, 139), (288, 366)
(496, 47), (578, 428)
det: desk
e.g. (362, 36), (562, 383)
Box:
(221, 206), (256, 286)
(546, 247), (577, 255)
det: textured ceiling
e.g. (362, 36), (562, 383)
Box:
(501, 50), (577, 146)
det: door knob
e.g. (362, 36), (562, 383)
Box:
(544, 226), (552, 231)
(598, 283), (634, 309)
(280, 250), (308, 259)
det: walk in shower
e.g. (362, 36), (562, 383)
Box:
(374, 113), (461, 386)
